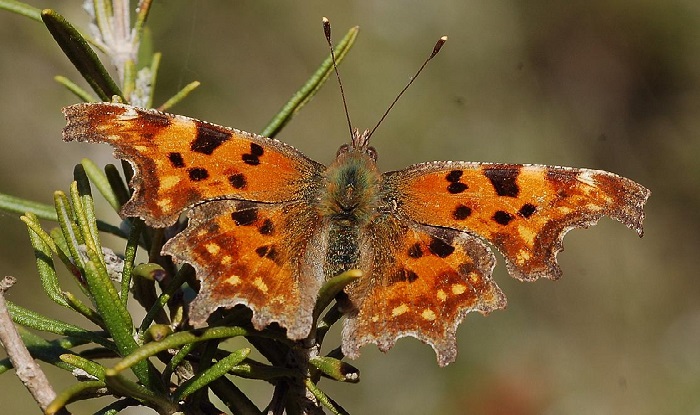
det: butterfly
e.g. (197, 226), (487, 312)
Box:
(61, 99), (649, 366)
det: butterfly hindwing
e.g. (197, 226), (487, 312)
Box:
(342, 217), (506, 366)
(384, 162), (650, 281)
(62, 103), (323, 227)
(163, 199), (324, 339)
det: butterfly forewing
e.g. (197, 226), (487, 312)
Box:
(384, 162), (650, 282)
(62, 103), (323, 227)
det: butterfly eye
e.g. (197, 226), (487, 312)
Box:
(336, 144), (351, 157)
(366, 146), (378, 161)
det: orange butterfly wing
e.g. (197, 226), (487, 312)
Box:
(62, 103), (322, 227)
(385, 162), (650, 281)
(164, 199), (324, 339)
(342, 220), (506, 366)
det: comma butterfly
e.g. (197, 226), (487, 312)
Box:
(61, 26), (649, 367)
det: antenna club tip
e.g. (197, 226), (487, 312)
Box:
(431, 36), (448, 58)
(323, 17), (331, 40)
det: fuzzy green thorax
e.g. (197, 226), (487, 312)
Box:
(317, 131), (382, 225)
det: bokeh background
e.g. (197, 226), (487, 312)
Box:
(1, 1), (697, 414)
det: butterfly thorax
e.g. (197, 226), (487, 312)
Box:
(317, 144), (382, 226)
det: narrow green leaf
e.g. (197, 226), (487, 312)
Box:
(0, 192), (57, 220)
(0, 191), (126, 238)
(309, 356), (359, 383)
(63, 291), (106, 328)
(120, 219), (143, 306)
(0, 0), (41, 21)
(81, 158), (120, 212)
(227, 360), (297, 381)
(313, 269), (361, 322)
(82, 259), (134, 349)
(158, 80), (200, 111)
(108, 326), (255, 374)
(132, 0), (154, 48)
(83, 260), (156, 388)
(59, 353), (107, 380)
(261, 25), (359, 138)
(45, 380), (107, 415)
(145, 52), (162, 109)
(22, 214), (83, 284)
(54, 75), (97, 102)
(7, 301), (114, 349)
(92, 0), (113, 38)
(41, 9), (123, 101)
(72, 172), (102, 263)
(27, 218), (69, 307)
(304, 379), (350, 415)
(174, 348), (251, 400)
(163, 342), (195, 382)
(122, 59), (137, 102)
(96, 220), (130, 239)
(21, 213), (58, 254)
(54, 191), (85, 270)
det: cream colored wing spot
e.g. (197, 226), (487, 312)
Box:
(421, 308), (437, 321)
(451, 283), (467, 295)
(391, 304), (409, 317)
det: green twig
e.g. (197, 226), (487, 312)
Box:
(0, 0), (41, 21)
(108, 326), (258, 374)
(54, 75), (97, 102)
(173, 348), (251, 400)
(261, 25), (359, 138)
(158, 81), (200, 111)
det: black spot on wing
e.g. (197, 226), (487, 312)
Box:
(231, 208), (258, 226)
(428, 237), (455, 258)
(493, 210), (514, 225)
(452, 204), (472, 220)
(484, 167), (520, 197)
(447, 182), (468, 194)
(258, 219), (274, 235)
(446, 170), (463, 183)
(250, 143), (264, 156)
(408, 243), (423, 258)
(228, 173), (247, 189)
(445, 170), (468, 194)
(188, 168), (209, 182)
(518, 203), (536, 218)
(168, 152), (185, 168)
(242, 142), (264, 166)
(255, 245), (279, 262)
(388, 268), (419, 284)
(191, 123), (231, 155)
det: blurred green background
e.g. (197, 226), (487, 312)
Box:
(0, 1), (697, 414)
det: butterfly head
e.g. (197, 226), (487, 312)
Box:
(335, 128), (377, 162)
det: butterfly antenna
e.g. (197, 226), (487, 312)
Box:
(323, 17), (355, 140)
(367, 35), (448, 140)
